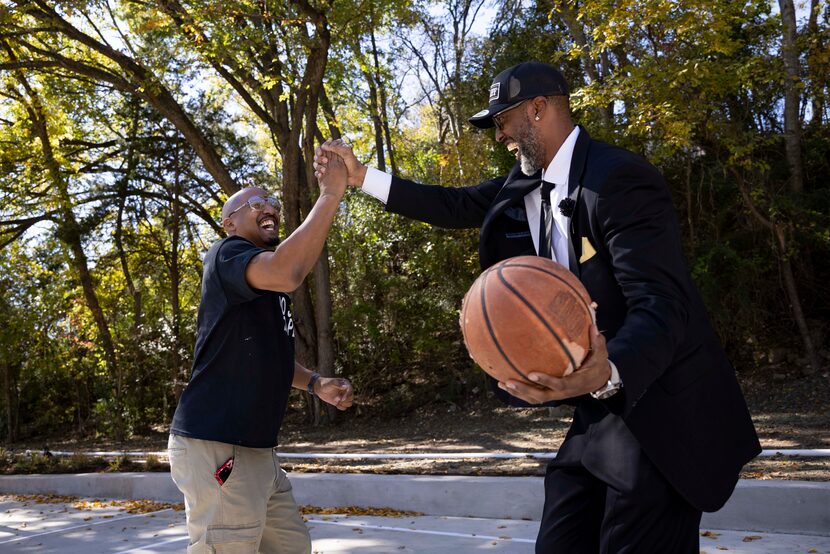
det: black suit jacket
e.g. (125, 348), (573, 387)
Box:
(384, 127), (760, 512)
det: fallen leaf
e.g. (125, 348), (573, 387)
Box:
(742, 535), (762, 542)
(300, 505), (422, 518)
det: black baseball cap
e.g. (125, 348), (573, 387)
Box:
(468, 61), (569, 129)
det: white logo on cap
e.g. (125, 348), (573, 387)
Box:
(489, 83), (500, 103)
(472, 109), (490, 118)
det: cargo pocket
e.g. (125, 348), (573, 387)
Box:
(206, 521), (261, 553)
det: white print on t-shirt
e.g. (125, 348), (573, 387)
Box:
(279, 296), (295, 338)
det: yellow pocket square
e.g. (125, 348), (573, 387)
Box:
(579, 237), (597, 264)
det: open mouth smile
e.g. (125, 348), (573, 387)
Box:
(259, 216), (277, 231)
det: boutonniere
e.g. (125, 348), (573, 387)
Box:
(558, 198), (576, 217)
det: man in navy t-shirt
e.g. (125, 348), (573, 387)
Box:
(169, 153), (353, 553)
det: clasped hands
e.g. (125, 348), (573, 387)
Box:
(313, 139), (366, 187)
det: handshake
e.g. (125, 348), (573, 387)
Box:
(312, 138), (367, 194)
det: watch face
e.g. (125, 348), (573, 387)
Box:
(592, 381), (621, 400)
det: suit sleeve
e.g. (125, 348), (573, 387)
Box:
(385, 175), (506, 229)
(597, 160), (692, 413)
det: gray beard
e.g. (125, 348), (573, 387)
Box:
(520, 153), (539, 176)
(516, 119), (545, 176)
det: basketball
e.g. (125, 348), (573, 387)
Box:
(460, 256), (596, 385)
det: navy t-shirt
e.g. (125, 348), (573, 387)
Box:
(171, 236), (295, 448)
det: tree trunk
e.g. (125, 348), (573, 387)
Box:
(773, 226), (821, 374)
(2, 361), (19, 443)
(360, 50), (387, 171)
(778, 0), (804, 193)
(319, 88), (343, 140)
(170, 155), (185, 407)
(63, 225), (126, 438)
(733, 169), (821, 375)
(371, 30), (398, 175)
(684, 156), (696, 254)
(15, 67), (125, 441)
(806, 0), (826, 127)
(313, 249), (337, 422)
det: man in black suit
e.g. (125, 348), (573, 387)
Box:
(314, 61), (760, 553)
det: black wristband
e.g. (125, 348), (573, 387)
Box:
(307, 372), (321, 396)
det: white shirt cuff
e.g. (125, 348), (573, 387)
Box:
(608, 360), (622, 385)
(361, 167), (392, 204)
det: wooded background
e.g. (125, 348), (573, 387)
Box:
(0, 0), (827, 442)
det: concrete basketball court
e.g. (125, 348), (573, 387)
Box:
(1, 497), (829, 553)
(1, 472), (829, 553)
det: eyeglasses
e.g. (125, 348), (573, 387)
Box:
(493, 100), (528, 131)
(228, 195), (282, 217)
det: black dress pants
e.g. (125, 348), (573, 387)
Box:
(535, 456), (702, 554)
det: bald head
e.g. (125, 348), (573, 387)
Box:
(222, 187), (268, 221)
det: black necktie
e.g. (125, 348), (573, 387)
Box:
(539, 180), (555, 259)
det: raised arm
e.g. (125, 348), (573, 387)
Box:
(245, 152), (348, 292)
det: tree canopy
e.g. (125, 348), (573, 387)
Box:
(1, 0), (827, 441)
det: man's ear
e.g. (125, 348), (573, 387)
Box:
(222, 217), (235, 234)
(532, 96), (548, 121)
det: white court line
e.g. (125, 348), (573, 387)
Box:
(307, 518), (536, 544)
(0, 509), (172, 545)
(111, 517), (538, 552)
(113, 534), (189, 553)
(47, 449), (830, 459)
(281, 452), (557, 459)
(48, 450), (557, 460)
(112, 517), (537, 552)
(757, 449), (830, 457)
(284, 449), (830, 459)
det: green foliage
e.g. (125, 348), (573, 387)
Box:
(0, 0), (828, 441)
(328, 190), (481, 412)
(107, 455), (138, 472)
(0, 451), (113, 475)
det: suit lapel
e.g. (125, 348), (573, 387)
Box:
(482, 163), (541, 236)
(566, 127), (591, 275)
(568, 126), (591, 197)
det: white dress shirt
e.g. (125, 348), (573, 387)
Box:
(526, 126), (579, 265)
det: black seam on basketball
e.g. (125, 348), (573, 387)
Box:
(479, 267), (531, 382)
(496, 266), (579, 372)
(501, 262), (594, 315)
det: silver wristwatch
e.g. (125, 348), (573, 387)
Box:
(591, 363), (622, 400)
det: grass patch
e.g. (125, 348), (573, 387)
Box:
(0, 448), (169, 474)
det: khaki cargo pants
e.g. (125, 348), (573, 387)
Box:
(168, 434), (311, 554)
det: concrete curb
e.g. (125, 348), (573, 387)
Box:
(1, 473), (828, 536)
(0, 472), (181, 503)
